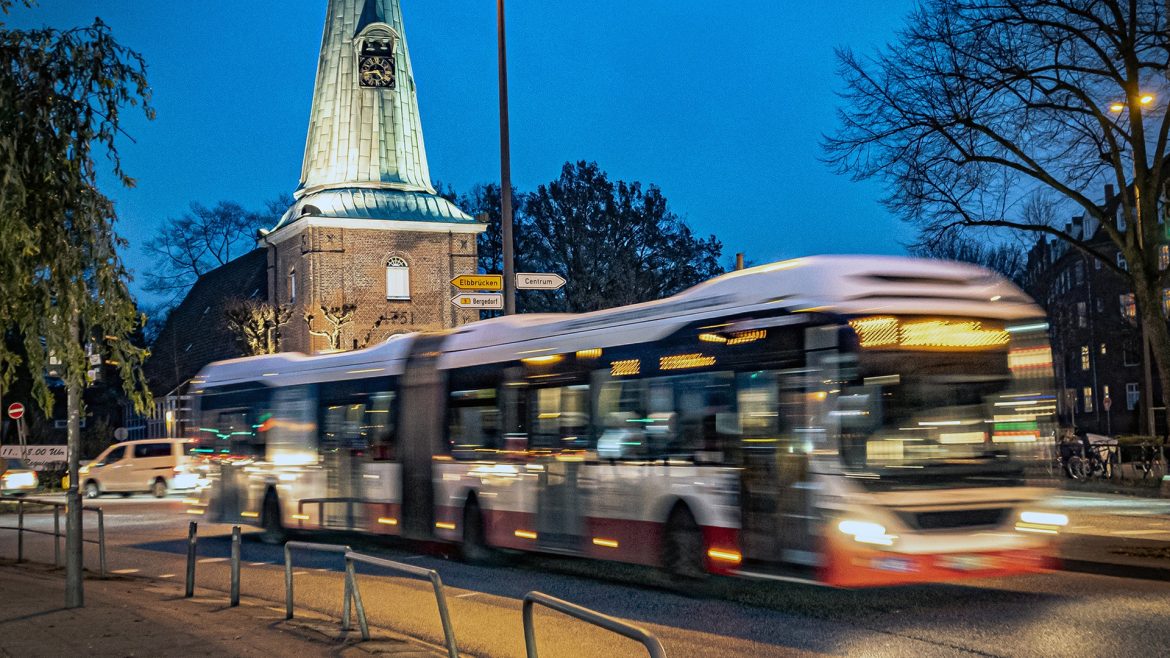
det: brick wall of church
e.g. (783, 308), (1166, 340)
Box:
(267, 224), (480, 353)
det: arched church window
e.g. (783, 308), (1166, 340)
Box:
(288, 267), (297, 303)
(386, 257), (410, 301)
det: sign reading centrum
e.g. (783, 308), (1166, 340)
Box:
(516, 273), (567, 290)
(451, 274), (503, 291)
(451, 293), (504, 310)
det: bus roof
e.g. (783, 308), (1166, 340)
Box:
(437, 255), (1041, 368)
(193, 255), (1041, 386)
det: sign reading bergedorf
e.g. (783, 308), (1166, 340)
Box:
(451, 274), (504, 291)
(451, 293), (504, 310)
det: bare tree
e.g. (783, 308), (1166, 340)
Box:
(304, 304), (356, 352)
(223, 299), (292, 356)
(825, 0), (1170, 437)
(142, 193), (292, 304)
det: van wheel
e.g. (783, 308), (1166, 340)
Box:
(151, 478), (167, 498)
(84, 481), (101, 499)
(662, 504), (706, 582)
(460, 498), (496, 564)
(260, 490), (285, 545)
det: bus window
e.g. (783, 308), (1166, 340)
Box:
(448, 388), (500, 459)
(595, 378), (647, 460)
(267, 385), (317, 466)
(367, 391), (396, 461)
(529, 385), (591, 452)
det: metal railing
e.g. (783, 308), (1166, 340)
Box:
(296, 497), (364, 529)
(182, 521), (242, 606)
(283, 541), (356, 630)
(345, 550), (459, 657)
(522, 591), (666, 658)
(0, 496), (107, 577)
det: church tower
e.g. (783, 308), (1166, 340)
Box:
(264, 0), (484, 353)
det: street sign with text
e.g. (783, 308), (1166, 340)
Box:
(7, 402), (23, 420)
(451, 274), (503, 291)
(452, 293), (504, 310)
(516, 273), (566, 291)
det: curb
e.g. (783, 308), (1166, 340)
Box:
(1059, 558), (1170, 582)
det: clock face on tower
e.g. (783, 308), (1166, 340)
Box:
(359, 55), (396, 88)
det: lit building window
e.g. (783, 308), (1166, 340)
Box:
(1160, 245), (1169, 271)
(386, 256), (410, 300)
(1099, 342), (1107, 356)
(1163, 288), (1170, 317)
(1080, 345), (1090, 371)
(1126, 382), (1140, 411)
(1082, 387), (1093, 413)
(288, 267), (297, 303)
(1120, 293), (1136, 320)
(1117, 252), (1128, 271)
(1077, 302), (1086, 328)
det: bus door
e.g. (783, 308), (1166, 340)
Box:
(398, 334), (449, 540)
(530, 385), (590, 553)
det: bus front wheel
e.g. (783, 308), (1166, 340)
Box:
(260, 490), (286, 545)
(662, 504), (706, 582)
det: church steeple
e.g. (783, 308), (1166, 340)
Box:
(271, 0), (472, 232)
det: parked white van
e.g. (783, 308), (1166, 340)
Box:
(80, 439), (197, 498)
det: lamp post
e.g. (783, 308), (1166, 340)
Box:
(1109, 94), (1157, 437)
(497, 0), (516, 315)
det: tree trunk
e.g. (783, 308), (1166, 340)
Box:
(65, 311), (84, 608)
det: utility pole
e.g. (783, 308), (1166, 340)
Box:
(497, 0), (515, 315)
(65, 309), (83, 608)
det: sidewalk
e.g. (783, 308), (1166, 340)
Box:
(1049, 491), (1170, 581)
(0, 561), (449, 657)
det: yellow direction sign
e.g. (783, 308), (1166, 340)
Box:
(451, 274), (503, 291)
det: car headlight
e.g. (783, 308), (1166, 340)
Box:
(838, 519), (897, 546)
(2, 472), (37, 488)
(1016, 510), (1068, 534)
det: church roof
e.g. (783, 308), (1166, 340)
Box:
(143, 249), (268, 397)
(270, 187), (474, 234)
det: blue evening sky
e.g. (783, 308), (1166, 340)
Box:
(10, 1), (918, 305)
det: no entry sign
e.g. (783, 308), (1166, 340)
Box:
(7, 402), (24, 420)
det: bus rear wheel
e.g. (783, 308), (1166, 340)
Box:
(460, 498), (496, 564)
(662, 504), (706, 582)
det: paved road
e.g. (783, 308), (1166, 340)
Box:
(2, 494), (1169, 657)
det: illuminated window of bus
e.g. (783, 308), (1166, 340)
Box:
(529, 385), (590, 451)
(448, 388), (500, 459)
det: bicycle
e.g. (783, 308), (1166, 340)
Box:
(1134, 441), (1164, 480)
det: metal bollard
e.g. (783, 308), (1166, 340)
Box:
(230, 526), (241, 607)
(185, 521), (198, 598)
(345, 557), (368, 640)
(16, 500), (23, 562)
(53, 506), (61, 567)
(96, 508), (107, 577)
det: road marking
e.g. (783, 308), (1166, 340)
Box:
(158, 574), (175, 579)
(248, 562), (269, 566)
(455, 592), (479, 599)
(198, 557), (229, 563)
(293, 571), (309, 576)
(1110, 528), (1170, 535)
(401, 555), (425, 561)
(314, 568), (329, 572)
(111, 568), (139, 574)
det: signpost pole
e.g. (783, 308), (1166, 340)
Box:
(64, 310), (84, 609)
(497, 0), (516, 316)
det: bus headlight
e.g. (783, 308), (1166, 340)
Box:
(838, 519), (897, 546)
(1015, 510), (1068, 534)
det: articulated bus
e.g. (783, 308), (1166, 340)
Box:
(188, 255), (1065, 587)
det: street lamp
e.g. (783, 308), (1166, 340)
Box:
(1109, 94), (1157, 437)
(497, 0), (516, 315)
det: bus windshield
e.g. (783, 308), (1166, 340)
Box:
(828, 316), (1054, 486)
